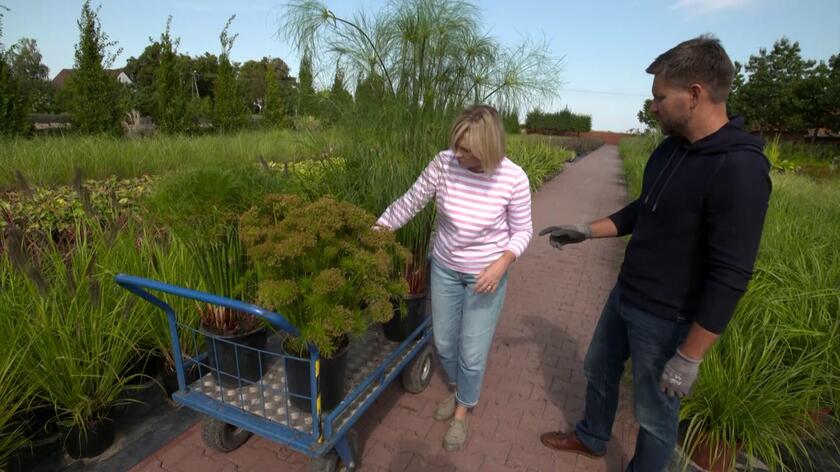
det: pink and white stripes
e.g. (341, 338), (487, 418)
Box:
(376, 150), (533, 274)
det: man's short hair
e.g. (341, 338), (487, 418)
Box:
(646, 34), (735, 103)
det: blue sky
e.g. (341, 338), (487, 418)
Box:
(3, 0), (839, 131)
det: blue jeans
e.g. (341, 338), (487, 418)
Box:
(575, 284), (690, 472)
(430, 257), (508, 407)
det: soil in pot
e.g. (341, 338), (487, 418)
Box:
(383, 292), (427, 342)
(285, 337), (350, 412)
(64, 417), (115, 460)
(202, 326), (268, 389)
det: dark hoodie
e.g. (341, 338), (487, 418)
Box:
(608, 117), (771, 334)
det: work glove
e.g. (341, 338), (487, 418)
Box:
(538, 224), (592, 249)
(659, 348), (701, 398)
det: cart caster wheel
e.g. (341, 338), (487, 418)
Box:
(402, 344), (434, 393)
(201, 419), (251, 452)
(309, 453), (338, 472)
(309, 429), (360, 472)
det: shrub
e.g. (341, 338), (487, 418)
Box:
(239, 194), (410, 357)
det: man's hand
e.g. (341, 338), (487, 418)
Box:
(538, 224), (592, 249)
(659, 349), (701, 398)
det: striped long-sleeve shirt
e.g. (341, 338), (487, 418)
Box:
(376, 149), (533, 274)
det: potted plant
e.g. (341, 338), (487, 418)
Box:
(193, 228), (267, 389)
(10, 230), (148, 460)
(0, 316), (35, 472)
(141, 165), (281, 391)
(239, 194), (409, 411)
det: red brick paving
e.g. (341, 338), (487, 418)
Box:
(130, 145), (636, 471)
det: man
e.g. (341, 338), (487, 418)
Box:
(538, 35), (771, 472)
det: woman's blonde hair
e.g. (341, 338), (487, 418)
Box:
(449, 105), (506, 173)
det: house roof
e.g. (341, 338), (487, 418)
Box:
(51, 68), (130, 88)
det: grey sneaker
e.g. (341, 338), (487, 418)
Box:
(443, 417), (468, 451)
(434, 394), (456, 421)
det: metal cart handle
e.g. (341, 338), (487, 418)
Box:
(115, 273), (300, 335)
(115, 273), (305, 393)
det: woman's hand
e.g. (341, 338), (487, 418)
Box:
(474, 251), (515, 294)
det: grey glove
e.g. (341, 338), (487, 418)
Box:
(538, 224), (592, 249)
(659, 349), (701, 398)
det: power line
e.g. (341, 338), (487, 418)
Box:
(563, 88), (649, 98)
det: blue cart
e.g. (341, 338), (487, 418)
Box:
(116, 274), (435, 471)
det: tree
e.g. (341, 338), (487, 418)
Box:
(124, 41), (162, 115)
(502, 108), (520, 134)
(6, 38), (53, 112)
(827, 54), (840, 134)
(354, 71), (386, 123)
(65, 1), (124, 134)
(729, 38), (814, 134)
(0, 5), (30, 135)
(190, 52), (219, 99)
(263, 60), (284, 127)
(325, 64), (352, 122)
(637, 98), (657, 129)
(154, 17), (190, 133)
(297, 51), (315, 116)
(212, 15), (247, 131)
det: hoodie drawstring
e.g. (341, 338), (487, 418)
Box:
(651, 149), (688, 212)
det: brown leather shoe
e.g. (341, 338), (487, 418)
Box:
(540, 431), (606, 458)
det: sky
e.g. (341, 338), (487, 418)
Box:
(2, 0), (839, 132)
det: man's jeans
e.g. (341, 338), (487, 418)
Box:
(430, 257), (508, 407)
(575, 284), (690, 472)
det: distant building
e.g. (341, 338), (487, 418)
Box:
(51, 68), (133, 88)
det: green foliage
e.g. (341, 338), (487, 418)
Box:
(154, 17), (190, 133)
(263, 61), (285, 127)
(239, 57), (292, 117)
(324, 65), (353, 124)
(0, 129), (310, 189)
(0, 52), (29, 136)
(0, 312), (33, 470)
(636, 98), (657, 130)
(297, 51), (315, 117)
(239, 194), (410, 357)
(5, 224), (150, 432)
(502, 108), (521, 134)
(619, 136), (840, 470)
(213, 16), (247, 132)
(525, 108), (592, 134)
(142, 164), (284, 243)
(0, 174), (152, 247)
(763, 135), (798, 173)
(6, 38), (53, 113)
(65, 1), (124, 134)
(280, 0), (563, 289)
(506, 135), (575, 190)
(729, 37), (838, 135)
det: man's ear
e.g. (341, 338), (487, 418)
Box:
(688, 83), (704, 109)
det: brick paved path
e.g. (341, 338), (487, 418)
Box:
(131, 145), (637, 472)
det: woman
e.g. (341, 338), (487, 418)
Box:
(376, 105), (533, 451)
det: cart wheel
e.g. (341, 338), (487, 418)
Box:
(309, 429), (360, 472)
(402, 344), (434, 393)
(201, 419), (252, 453)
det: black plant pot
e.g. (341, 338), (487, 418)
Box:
(202, 326), (268, 389)
(160, 358), (201, 398)
(64, 417), (115, 459)
(6, 432), (63, 472)
(15, 401), (60, 439)
(285, 338), (350, 412)
(383, 292), (428, 342)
